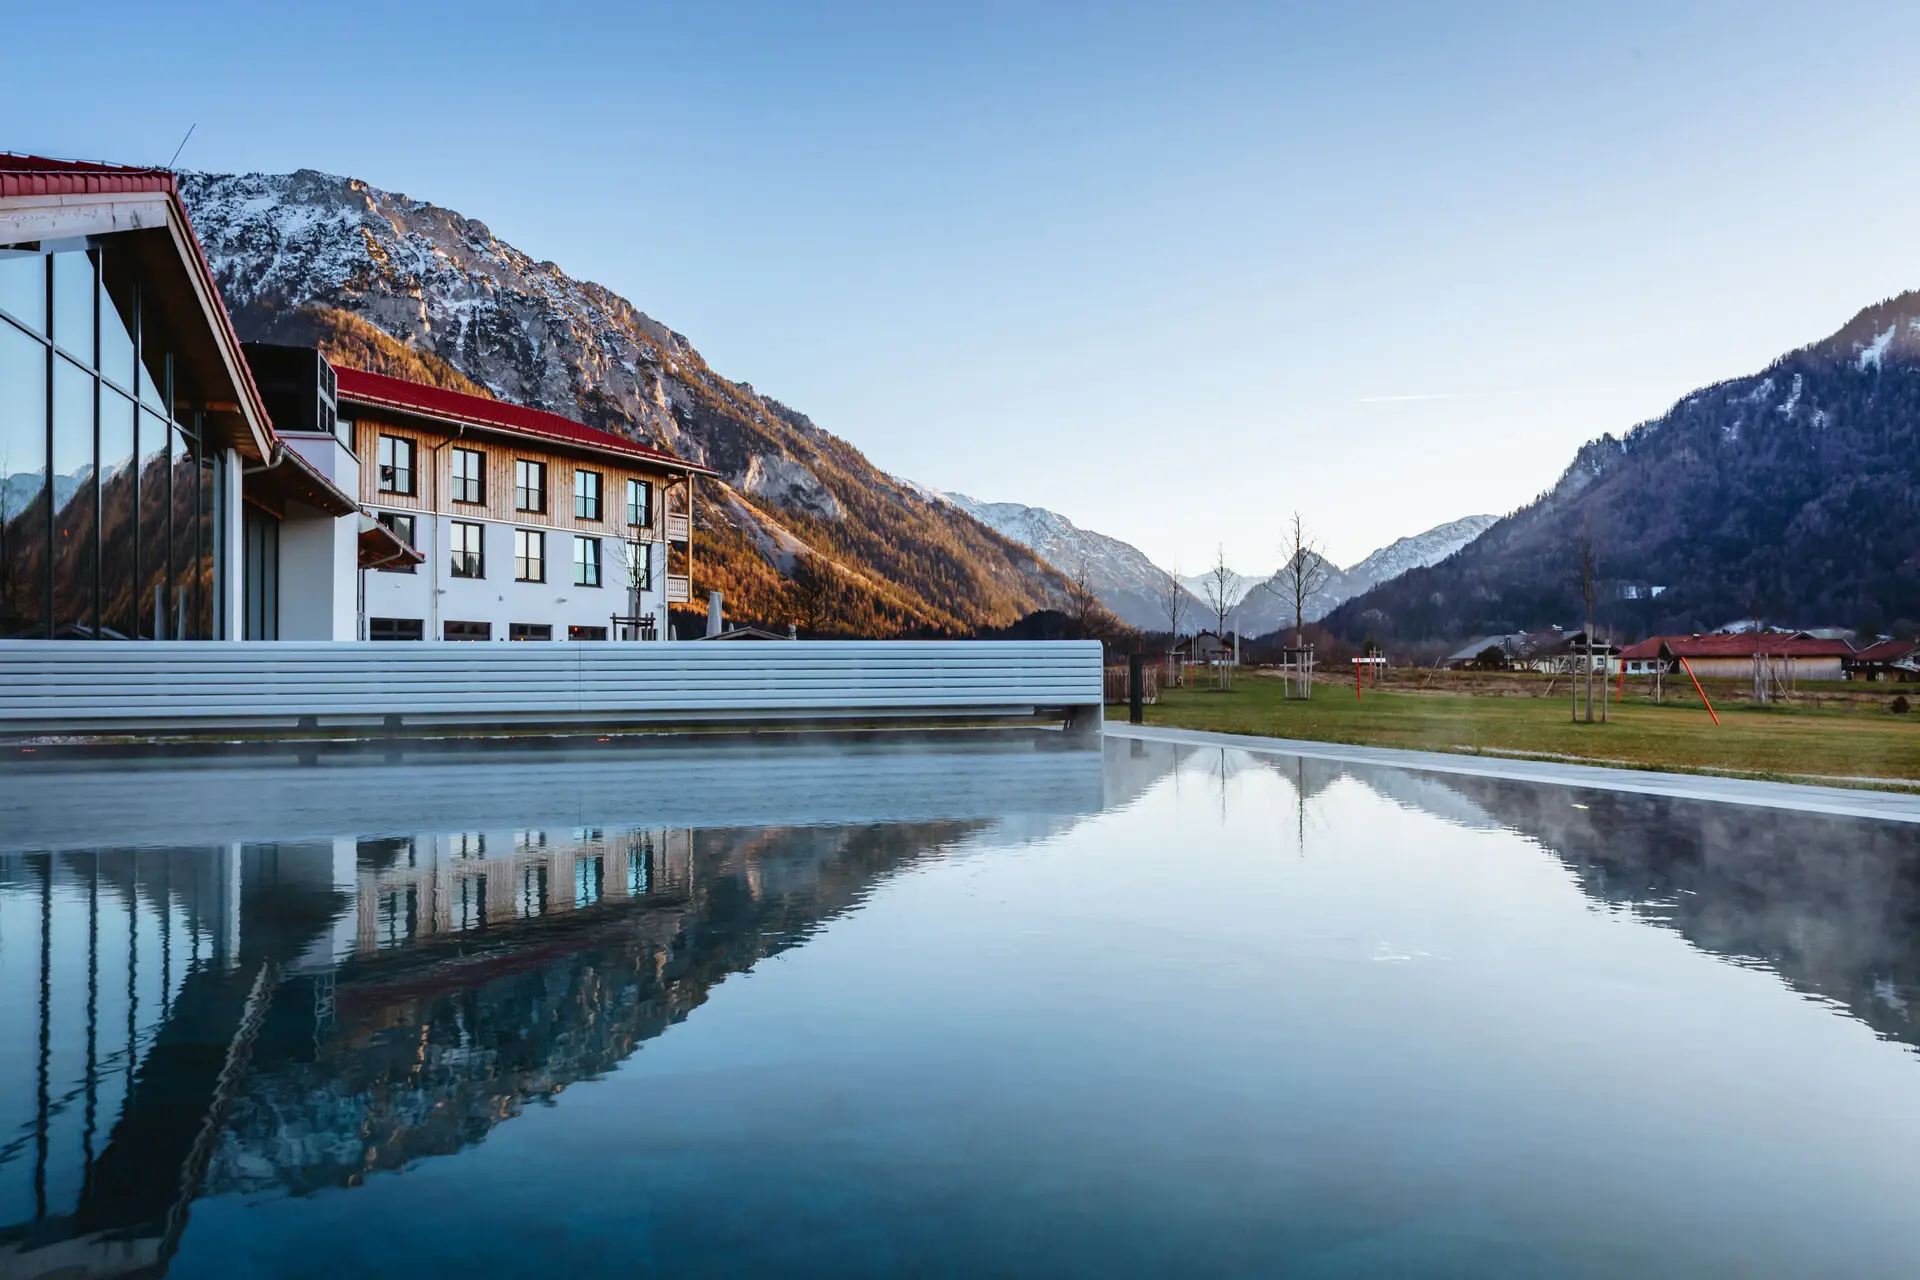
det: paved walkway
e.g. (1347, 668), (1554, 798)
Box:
(1105, 723), (1920, 825)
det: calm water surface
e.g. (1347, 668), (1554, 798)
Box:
(2, 736), (1919, 1277)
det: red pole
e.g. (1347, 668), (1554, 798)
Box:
(1679, 656), (1720, 726)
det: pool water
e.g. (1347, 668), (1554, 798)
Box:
(3, 735), (1918, 1277)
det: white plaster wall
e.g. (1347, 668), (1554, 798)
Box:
(363, 512), (667, 640)
(278, 500), (359, 640)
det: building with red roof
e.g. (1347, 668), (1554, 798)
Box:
(321, 353), (712, 643)
(1844, 639), (1920, 682)
(1617, 633), (1855, 680)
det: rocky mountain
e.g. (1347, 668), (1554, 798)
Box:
(177, 169), (1066, 634)
(939, 492), (1205, 630)
(1324, 294), (1920, 642)
(1227, 514), (1498, 637)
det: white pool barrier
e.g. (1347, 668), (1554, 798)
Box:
(0, 640), (1106, 736)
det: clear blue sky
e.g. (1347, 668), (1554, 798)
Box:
(9, 1), (1920, 572)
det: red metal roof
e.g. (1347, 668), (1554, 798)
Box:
(0, 153), (178, 198)
(1850, 639), (1919, 664)
(0, 153), (272, 453)
(1617, 637), (1664, 661)
(1650, 633), (1854, 659)
(335, 367), (713, 475)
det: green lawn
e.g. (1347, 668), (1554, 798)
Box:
(1125, 675), (1920, 788)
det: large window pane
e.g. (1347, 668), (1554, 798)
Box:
(138, 309), (169, 414)
(51, 356), (96, 636)
(51, 250), (94, 368)
(172, 425), (199, 639)
(100, 268), (136, 393)
(198, 448), (217, 640)
(98, 390), (136, 639)
(0, 321), (47, 637)
(0, 251), (45, 336)
(137, 409), (169, 638)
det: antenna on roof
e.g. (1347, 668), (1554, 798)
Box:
(165, 123), (197, 171)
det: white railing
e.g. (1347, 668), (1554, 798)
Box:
(666, 513), (690, 543)
(665, 575), (691, 603)
(0, 640), (1104, 735)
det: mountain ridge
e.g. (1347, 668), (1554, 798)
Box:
(1324, 293), (1920, 641)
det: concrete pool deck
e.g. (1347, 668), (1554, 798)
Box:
(1106, 723), (1920, 825)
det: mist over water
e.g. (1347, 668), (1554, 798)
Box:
(2, 737), (1918, 1277)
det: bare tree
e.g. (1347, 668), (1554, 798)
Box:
(1200, 544), (1241, 644)
(1062, 555), (1107, 641)
(1572, 526), (1599, 724)
(787, 553), (842, 637)
(1160, 564), (1190, 641)
(1263, 512), (1332, 647)
(605, 537), (655, 638)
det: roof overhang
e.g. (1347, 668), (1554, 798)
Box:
(247, 444), (361, 520)
(358, 515), (424, 571)
(0, 164), (275, 463)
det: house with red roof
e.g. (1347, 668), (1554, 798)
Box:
(1844, 639), (1920, 683)
(1617, 633), (1855, 681)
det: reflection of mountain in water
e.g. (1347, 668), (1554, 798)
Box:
(0, 739), (1103, 1276)
(1315, 758), (1920, 1053)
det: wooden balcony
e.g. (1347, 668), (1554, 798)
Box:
(666, 513), (690, 543)
(666, 575), (691, 603)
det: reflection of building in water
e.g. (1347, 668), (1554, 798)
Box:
(350, 827), (692, 957)
(0, 818), (965, 1275)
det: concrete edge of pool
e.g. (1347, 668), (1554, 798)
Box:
(1106, 723), (1920, 825)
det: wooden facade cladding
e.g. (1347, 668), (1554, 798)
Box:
(351, 414), (677, 537)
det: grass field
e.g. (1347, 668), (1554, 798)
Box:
(1125, 673), (1920, 788)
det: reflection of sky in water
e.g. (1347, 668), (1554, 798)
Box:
(2, 737), (1919, 1278)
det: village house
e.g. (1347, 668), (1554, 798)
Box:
(1617, 633), (1855, 681)
(1844, 638), (1920, 682)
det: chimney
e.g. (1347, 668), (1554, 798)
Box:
(707, 591), (723, 638)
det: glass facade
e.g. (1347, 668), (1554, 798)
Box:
(0, 243), (219, 639)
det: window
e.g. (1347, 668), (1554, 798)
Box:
(508, 622), (552, 642)
(376, 512), (416, 573)
(443, 620), (491, 641)
(627, 832), (654, 896)
(369, 617), (424, 641)
(568, 625), (608, 641)
(575, 856), (604, 908)
(574, 469), (603, 521)
(515, 459), (546, 512)
(450, 521), (485, 578)
(574, 536), (601, 587)
(451, 447), (485, 504)
(378, 434), (416, 495)
(514, 529), (545, 582)
(626, 478), (652, 527)
(453, 875), (487, 932)
(624, 540), (651, 590)
(517, 865), (548, 920)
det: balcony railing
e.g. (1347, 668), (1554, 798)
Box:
(666, 513), (690, 543)
(666, 575), (691, 603)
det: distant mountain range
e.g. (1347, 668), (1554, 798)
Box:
(1325, 295), (1920, 642)
(179, 170), (1066, 634)
(944, 492), (1494, 635)
(939, 493), (1207, 630)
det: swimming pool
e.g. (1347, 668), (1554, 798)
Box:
(3, 734), (1917, 1276)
